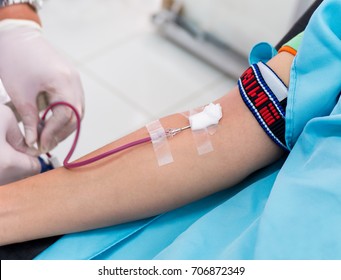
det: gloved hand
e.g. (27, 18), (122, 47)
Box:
(0, 104), (40, 186)
(0, 19), (84, 153)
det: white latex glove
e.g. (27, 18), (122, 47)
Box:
(0, 19), (84, 153)
(0, 104), (40, 186)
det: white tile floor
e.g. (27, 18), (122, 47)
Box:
(39, 0), (235, 160)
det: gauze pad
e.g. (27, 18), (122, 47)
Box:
(189, 103), (222, 131)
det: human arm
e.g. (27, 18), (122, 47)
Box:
(0, 3), (40, 24)
(0, 3), (84, 153)
(0, 52), (294, 245)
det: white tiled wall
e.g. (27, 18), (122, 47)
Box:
(39, 0), (235, 160)
(181, 0), (315, 56)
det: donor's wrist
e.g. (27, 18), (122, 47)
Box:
(0, 3), (41, 25)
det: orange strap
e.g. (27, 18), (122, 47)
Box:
(278, 45), (298, 56)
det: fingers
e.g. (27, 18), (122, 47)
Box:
(0, 145), (40, 185)
(39, 104), (78, 153)
(1, 23), (85, 152)
(6, 107), (40, 157)
(18, 102), (40, 148)
(40, 72), (84, 153)
(2, 45), (84, 153)
(0, 106), (40, 185)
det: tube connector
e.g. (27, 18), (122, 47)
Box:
(165, 125), (191, 137)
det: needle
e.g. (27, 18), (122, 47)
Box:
(165, 125), (191, 137)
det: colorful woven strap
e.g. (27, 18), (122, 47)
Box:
(278, 32), (304, 56)
(238, 62), (288, 150)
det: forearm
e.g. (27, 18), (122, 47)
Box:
(0, 3), (41, 25)
(0, 52), (294, 245)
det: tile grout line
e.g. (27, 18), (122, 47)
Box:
(159, 74), (234, 116)
(75, 60), (157, 120)
(77, 30), (148, 64)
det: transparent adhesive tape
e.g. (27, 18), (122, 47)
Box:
(146, 120), (174, 166)
(182, 106), (216, 155)
(191, 127), (214, 155)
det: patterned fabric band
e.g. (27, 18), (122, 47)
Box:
(238, 62), (288, 150)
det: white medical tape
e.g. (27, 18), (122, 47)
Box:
(146, 120), (174, 166)
(189, 103), (222, 131)
(191, 126), (214, 155)
(181, 106), (215, 155)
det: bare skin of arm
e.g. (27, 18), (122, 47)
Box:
(0, 4), (41, 25)
(0, 52), (294, 245)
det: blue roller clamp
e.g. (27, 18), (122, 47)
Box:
(38, 156), (54, 173)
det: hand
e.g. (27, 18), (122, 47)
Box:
(0, 19), (84, 153)
(0, 104), (40, 185)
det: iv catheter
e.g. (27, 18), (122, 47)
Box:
(165, 125), (191, 137)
